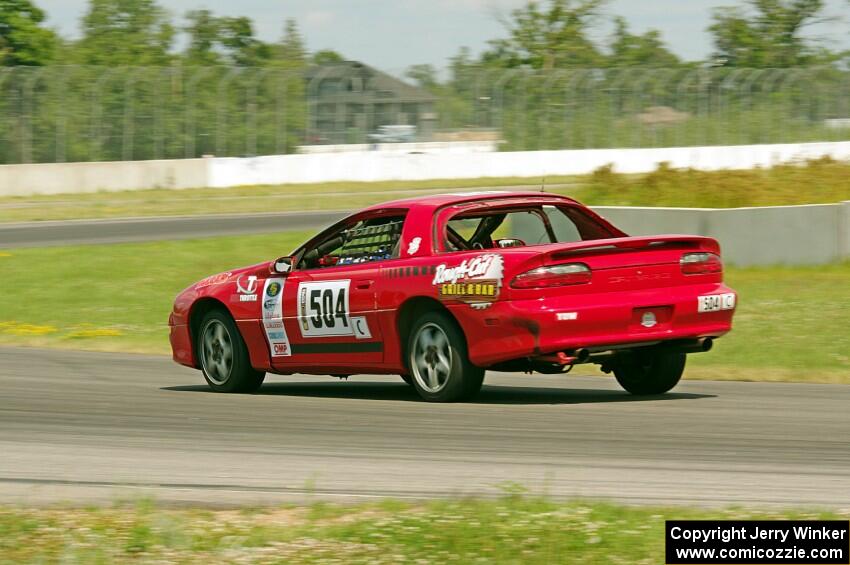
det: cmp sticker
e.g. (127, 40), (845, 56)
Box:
(262, 277), (291, 357)
(297, 280), (354, 338)
(432, 253), (504, 306)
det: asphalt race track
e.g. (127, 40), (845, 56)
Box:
(0, 211), (347, 248)
(1, 346), (848, 508)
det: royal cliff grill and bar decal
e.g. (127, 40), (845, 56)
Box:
(666, 520), (849, 564)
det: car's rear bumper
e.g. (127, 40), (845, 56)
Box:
(450, 282), (736, 367)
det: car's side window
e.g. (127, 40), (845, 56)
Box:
(544, 205), (582, 243)
(300, 215), (406, 269)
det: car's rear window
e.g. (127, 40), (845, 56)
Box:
(443, 204), (615, 252)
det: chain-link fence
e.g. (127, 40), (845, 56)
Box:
(2, 66), (849, 164)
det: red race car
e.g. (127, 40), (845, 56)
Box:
(169, 192), (736, 402)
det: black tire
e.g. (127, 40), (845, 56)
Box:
(400, 374), (414, 386)
(197, 309), (265, 393)
(613, 350), (686, 395)
(406, 311), (484, 402)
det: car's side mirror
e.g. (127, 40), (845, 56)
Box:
(271, 256), (293, 275)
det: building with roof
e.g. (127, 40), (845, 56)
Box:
(305, 61), (437, 145)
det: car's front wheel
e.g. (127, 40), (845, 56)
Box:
(198, 310), (265, 393)
(613, 350), (685, 395)
(407, 311), (484, 402)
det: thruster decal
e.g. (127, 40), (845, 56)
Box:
(262, 278), (291, 357)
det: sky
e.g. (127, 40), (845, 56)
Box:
(37, 0), (850, 74)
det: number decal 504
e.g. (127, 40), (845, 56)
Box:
(297, 280), (353, 337)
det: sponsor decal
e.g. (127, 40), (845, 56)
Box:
(266, 281), (282, 297)
(195, 271), (232, 289)
(352, 316), (371, 339)
(556, 312), (578, 321)
(432, 254), (504, 306)
(297, 280), (354, 338)
(407, 237), (422, 256)
(261, 277), (291, 357)
(235, 274), (259, 302)
(236, 275), (258, 295)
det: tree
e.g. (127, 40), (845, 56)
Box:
(312, 48), (345, 65)
(184, 9), (221, 65)
(481, 0), (607, 69)
(608, 17), (680, 67)
(275, 18), (305, 68)
(406, 63), (439, 90)
(0, 0), (57, 65)
(75, 0), (174, 65)
(708, 0), (834, 67)
(218, 16), (270, 66)
(184, 11), (271, 66)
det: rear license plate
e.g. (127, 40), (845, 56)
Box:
(698, 293), (736, 313)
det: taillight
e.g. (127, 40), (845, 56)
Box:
(680, 252), (722, 275)
(511, 263), (591, 289)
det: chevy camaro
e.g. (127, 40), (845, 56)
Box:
(169, 192), (736, 402)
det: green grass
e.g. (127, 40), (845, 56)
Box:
(1, 234), (848, 383)
(0, 498), (845, 564)
(0, 232), (309, 353)
(2, 157), (849, 223)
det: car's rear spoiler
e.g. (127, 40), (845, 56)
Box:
(548, 235), (720, 260)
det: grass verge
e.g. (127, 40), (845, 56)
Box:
(0, 234), (848, 383)
(2, 158), (849, 223)
(0, 498), (845, 564)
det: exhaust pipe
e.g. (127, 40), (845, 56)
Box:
(574, 348), (590, 363)
(531, 348), (590, 366)
(670, 337), (713, 354)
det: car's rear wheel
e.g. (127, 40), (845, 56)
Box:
(613, 350), (685, 395)
(198, 310), (265, 393)
(407, 311), (484, 402)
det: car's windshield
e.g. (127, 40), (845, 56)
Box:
(444, 204), (615, 252)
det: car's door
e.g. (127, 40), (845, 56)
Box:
(268, 211), (407, 372)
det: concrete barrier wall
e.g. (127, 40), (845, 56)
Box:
(4, 140), (850, 195)
(592, 203), (850, 266)
(0, 159), (208, 196)
(206, 141), (850, 187)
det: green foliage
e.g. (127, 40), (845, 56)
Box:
(183, 9), (223, 65)
(405, 63), (439, 90)
(482, 0), (608, 69)
(578, 157), (850, 208)
(709, 0), (836, 67)
(0, 0), (57, 65)
(608, 16), (681, 67)
(0, 499), (845, 563)
(75, 0), (174, 65)
(312, 48), (345, 65)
